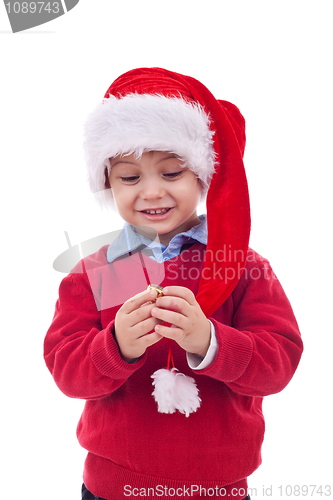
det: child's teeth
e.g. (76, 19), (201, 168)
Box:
(145, 208), (168, 214)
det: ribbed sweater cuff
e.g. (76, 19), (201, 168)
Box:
(199, 319), (253, 382)
(91, 321), (146, 378)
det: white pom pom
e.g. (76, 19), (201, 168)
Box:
(151, 368), (201, 417)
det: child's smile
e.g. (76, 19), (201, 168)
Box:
(139, 206), (175, 220)
(108, 151), (203, 246)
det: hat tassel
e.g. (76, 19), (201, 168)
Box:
(151, 339), (201, 417)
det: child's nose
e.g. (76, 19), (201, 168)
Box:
(140, 180), (165, 200)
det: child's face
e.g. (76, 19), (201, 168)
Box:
(108, 151), (203, 246)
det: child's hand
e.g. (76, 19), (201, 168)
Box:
(150, 286), (211, 357)
(114, 289), (163, 363)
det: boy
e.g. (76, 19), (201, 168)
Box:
(44, 67), (303, 500)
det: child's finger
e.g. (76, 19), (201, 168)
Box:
(132, 315), (163, 337)
(154, 323), (183, 342)
(151, 306), (186, 329)
(155, 295), (188, 314)
(125, 304), (155, 328)
(140, 301), (154, 307)
(162, 286), (196, 305)
(121, 289), (158, 314)
(138, 330), (163, 349)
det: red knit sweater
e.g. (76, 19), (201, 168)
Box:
(44, 243), (303, 500)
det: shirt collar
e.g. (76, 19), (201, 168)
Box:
(106, 215), (207, 263)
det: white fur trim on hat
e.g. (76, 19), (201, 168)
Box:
(84, 93), (216, 207)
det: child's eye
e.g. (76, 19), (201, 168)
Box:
(120, 176), (140, 183)
(163, 171), (183, 179)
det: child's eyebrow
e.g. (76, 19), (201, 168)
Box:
(111, 159), (139, 167)
(156, 154), (179, 164)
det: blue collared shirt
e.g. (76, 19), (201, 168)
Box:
(106, 215), (207, 263)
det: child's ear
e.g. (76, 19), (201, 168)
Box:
(104, 167), (111, 188)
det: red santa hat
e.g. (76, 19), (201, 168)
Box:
(84, 67), (250, 320)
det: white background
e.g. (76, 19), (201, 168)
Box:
(1, 1), (332, 499)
